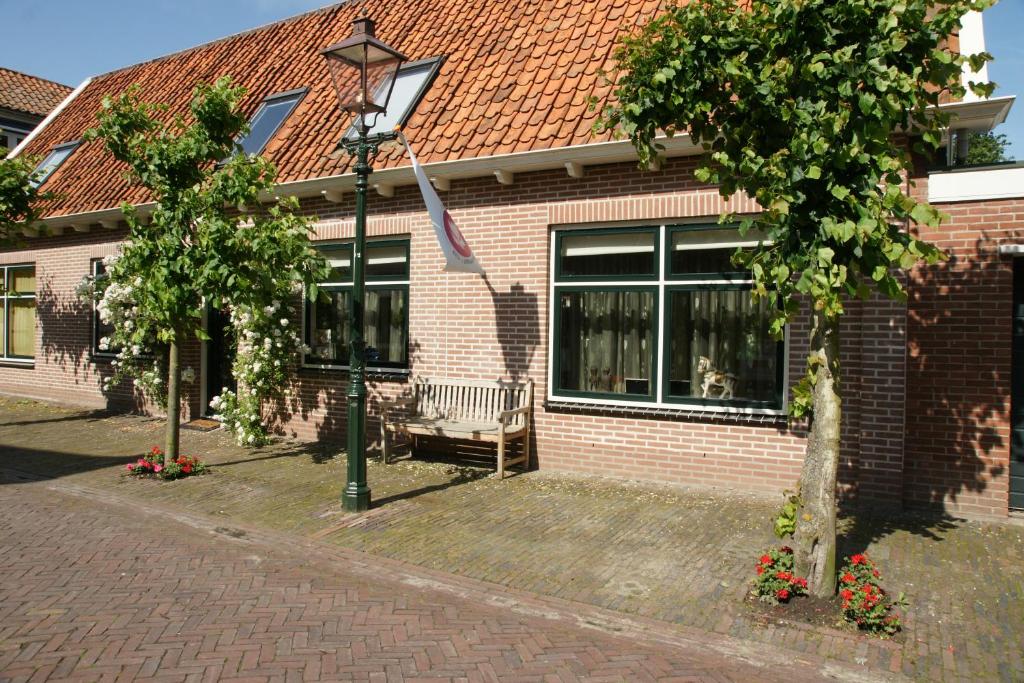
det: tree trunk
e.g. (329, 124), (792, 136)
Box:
(793, 310), (841, 598)
(164, 334), (182, 466)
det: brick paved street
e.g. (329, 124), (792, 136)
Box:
(1, 398), (1022, 681)
(0, 481), (847, 682)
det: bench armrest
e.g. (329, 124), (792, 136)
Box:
(498, 405), (531, 425)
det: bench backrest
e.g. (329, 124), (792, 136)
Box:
(413, 377), (533, 427)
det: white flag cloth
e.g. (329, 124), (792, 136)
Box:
(398, 132), (483, 274)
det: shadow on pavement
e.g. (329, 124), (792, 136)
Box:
(0, 445), (138, 484)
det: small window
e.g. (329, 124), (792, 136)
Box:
(1, 264), (37, 361)
(347, 59), (443, 139)
(304, 239), (410, 369)
(91, 259), (118, 356)
(236, 90), (305, 156)
(32, 141), (79, 188)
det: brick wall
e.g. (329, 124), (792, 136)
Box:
(6, 155), (1012, 515)
(903, 172), (1022, 518)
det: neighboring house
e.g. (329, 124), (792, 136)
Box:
(0, 68), (71, 152)
(1, 1), (1020, 518)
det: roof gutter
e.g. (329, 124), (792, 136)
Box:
(29, 95), (1015, 234)
(7, 77), (92, 160)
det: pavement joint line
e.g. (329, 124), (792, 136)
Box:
(34, 475), (903, 683)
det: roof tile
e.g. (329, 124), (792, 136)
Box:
(0, 67), (72, 119)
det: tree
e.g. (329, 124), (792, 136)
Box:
(598, 0), (993, 596)
(0, 154), (47, 247)
(84, 77), (328, 465)
(964, 131), (1010, 165)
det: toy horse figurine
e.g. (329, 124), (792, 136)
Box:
(697, 356), (736, 400)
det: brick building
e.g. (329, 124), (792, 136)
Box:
(0, 67), (72, 153)
(1, 1), (1020, 518)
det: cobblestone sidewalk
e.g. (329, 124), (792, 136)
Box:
(1, 397), (1022, 681)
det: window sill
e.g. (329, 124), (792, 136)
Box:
(0, 358), (35, 368)
(299, 364), (411, 380)
(543, 398), (788, 426)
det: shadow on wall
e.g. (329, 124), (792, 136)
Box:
(270, 276), (543, 461)
(36, 275), (151, 415)
(903, 237), (1008, 511)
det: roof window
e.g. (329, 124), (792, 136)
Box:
(237, 89), (306, 156)
(32, 141), (79, 188)
(346, 58), (443, 139)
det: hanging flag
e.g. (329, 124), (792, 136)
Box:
(397, 131), (483, 274)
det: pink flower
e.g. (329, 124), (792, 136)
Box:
(126, 464), (135, 472)
(154, 464), (163, 473)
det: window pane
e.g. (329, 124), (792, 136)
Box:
(367, 244), (408, 279)
(667, 289), (779, 404)
(558, 290), (653, 395)
(560, 231), (656, 278)
(364, 289), (407, 365)
(9, 267), (35, 294)
(32, 143), (77, 187)
(670, 228), (766, 276)
(320, 245), (353, 283)
(358, 62), (435, 137)
(238, 94), (301, 156)
(307, 290), (350, 364)
(92, 262), (117, 353)
(8, 299), (36, 358)
(305, 288), (407, 366)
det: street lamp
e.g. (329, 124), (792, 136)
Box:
(322, 17), (407, 513)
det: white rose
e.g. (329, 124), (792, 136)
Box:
(279, 318), (289, 327)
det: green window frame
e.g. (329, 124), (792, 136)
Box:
(303, 238), (410, 370)
(550, 225), (785, 411)
(1, 263), (37, 362)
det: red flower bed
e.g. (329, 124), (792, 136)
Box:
(126, 447), (208, 480)
(838, 553), (904, 636)
(752, 546), (809, 604)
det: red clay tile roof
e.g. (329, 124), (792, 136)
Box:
(21, 0), (665, 219)
(0, 67), (72, 118)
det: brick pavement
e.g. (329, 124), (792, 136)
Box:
(0, 481), (852, 682)
(1, 398), (1022, 681)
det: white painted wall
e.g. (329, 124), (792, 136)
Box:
(929, 165), (1024, 203)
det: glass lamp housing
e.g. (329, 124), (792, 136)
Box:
(321, 17), (407, 133)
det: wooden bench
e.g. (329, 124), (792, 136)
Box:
(380, 378), (533, 478)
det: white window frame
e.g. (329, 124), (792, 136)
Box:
(547, 222), (789, 416)
(1, 263), (37, 364)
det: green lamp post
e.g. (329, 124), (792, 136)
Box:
(321, 17), (407, 513)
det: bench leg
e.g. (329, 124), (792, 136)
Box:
(497, 434), (506, 479)
(522, 430), (530, 472)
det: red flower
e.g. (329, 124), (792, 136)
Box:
(182, 465), (192, 474)
(777, 589), (790, 601)
(756, 566), (764, 575)
(794, 577), (808, 589)
(840, 588), (854, 601)
(759, 554), (773, 566)
(841, 572), (856, 584)
(850, 554), (867, 566)
(775, 571), (792, 581)
(872, 569), (880, 578)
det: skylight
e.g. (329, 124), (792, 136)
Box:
(347, 58), (442, 139)
(32, 141), (79, 188)
(237, 89), (305, 156)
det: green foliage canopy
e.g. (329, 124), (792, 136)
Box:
(0, 154), (48, 248)
(84, 77), (328, 347)
(599, 0), (994, 413)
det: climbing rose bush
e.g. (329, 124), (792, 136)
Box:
(838, 554), (904, 636)
(208, 299), (307, 447)
(753, 546), (808, 604)
(126, 447), (207, 480)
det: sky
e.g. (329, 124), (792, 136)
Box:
(1, 0), (1023, 158)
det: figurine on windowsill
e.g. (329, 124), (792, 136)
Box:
(697, 356), (736, 400)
